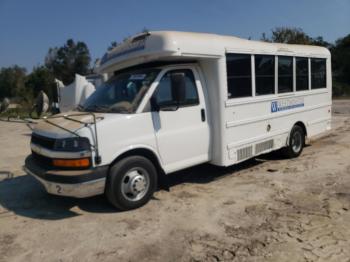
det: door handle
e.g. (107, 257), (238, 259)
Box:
(201, 109), (206, 122)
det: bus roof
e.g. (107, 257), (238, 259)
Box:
(96, 31), (331, 74)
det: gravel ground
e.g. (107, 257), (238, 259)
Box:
(0, 100), (350, 262)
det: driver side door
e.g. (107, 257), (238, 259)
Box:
(151, 68), (210, 173)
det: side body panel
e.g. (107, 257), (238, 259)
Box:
(94, 113), (160, 168)
(145, 65), (211, 173)
(95, 65), (211, 174)
(221, 54), (332, 166)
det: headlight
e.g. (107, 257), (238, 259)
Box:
(54, 137), (91, 152)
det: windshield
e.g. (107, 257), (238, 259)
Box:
(80, 68), (160, 113)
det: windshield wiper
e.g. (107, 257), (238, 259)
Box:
(107, 108), (131, 114)
(84, 105), (110, 112)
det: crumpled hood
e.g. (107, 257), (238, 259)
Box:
(33, 111), (105, 139)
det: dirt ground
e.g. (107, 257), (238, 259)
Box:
(0, 100), (350, 262)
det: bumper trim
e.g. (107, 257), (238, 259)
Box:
(24, 155), (108, 198)
(34, 167), (107, 184)
(25, 155), (108, 184)
(24, 166), (106, 198)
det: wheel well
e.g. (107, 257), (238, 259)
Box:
(109, 148), (164, 175)
(295, 121), (307, 137)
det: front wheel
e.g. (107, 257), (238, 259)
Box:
(106, 156), (157, 211)
(282, 125), (305, 158)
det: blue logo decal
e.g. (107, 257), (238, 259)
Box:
(271, 98), (304, 113)
(271, 101), (278, 113)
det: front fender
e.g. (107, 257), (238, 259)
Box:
(107, 144), (164, 170)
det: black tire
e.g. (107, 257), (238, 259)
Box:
(105, 156), (157, 211)
(282, 125), (305, 158)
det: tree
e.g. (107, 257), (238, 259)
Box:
(312, 36), (332, 49)
(45, 39), (91, 85)
(25, 66), (56, 101)
(0, 65), (27, 100)
(332, 34), (350, 84)
(261, 32), (270, 42)
(261, 27), (332, 48)
(262, 27), (312, 45)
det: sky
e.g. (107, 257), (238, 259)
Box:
(0, 0), (349, 71)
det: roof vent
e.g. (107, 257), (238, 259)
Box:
(132, 32), (150, 43)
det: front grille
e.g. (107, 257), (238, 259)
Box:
(31, 133), (56, 150)
(31, 151), (92, 170)
(32, 151), (53, 168)
(31, 133), (92, 170)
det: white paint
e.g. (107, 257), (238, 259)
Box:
(32, 31), (332, 176)
(58, 74), (96, 112)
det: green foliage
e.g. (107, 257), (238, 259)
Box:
(261, 27), (332, 48)
(332, 34), (350, 85)
(25, 66), (56, 101)
(0, 65), (27, 100)
(0, 65), (56, 110)
(332, 81), (350, 97)
(0, 38), (91, 110)
(268, 27), (312, 45)
(312, 36), (332, 49)
(45, 39), (91, 85)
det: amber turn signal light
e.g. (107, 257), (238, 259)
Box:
(53, 158), (90, 168)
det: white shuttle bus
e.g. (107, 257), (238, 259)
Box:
(24, 31), (332, 210)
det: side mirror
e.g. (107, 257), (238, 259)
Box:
(151, 72), (186, 112)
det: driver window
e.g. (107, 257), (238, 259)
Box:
(154, 69), (199, 107)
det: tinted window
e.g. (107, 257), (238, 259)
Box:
(311, 58), (327, 89)
(296, 57), (309, 91)
(255, 55), (275, 95)
(226, 54), (252, 98)
(278, 56), (293, 93)
(154, 69), (199, 107)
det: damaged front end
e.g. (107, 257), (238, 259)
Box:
(23, 112), (107, 198)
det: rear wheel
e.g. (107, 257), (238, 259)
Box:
(282, 125), (305, 158)
(106, 156), (157, 210)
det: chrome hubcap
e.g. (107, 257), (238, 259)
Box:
(292, 131), (302, 153)
(121, 168), (149, 202)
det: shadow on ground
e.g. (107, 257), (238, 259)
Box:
(0, 150), (290, 220)
(161, 148), (296, 189)
(0, 174), (115, 220)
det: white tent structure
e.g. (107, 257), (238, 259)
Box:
(57, 74), (96, 112)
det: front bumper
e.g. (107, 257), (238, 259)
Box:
(24, 155), (108, 198)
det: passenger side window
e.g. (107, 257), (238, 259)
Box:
(311, 58), (327, 89)
(226, 54), (252, 98)
(278, 56), (293, 93)
(154, 69), (199, 107)
(255, 55), (275, 95)
(296, 57), (309, 91)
